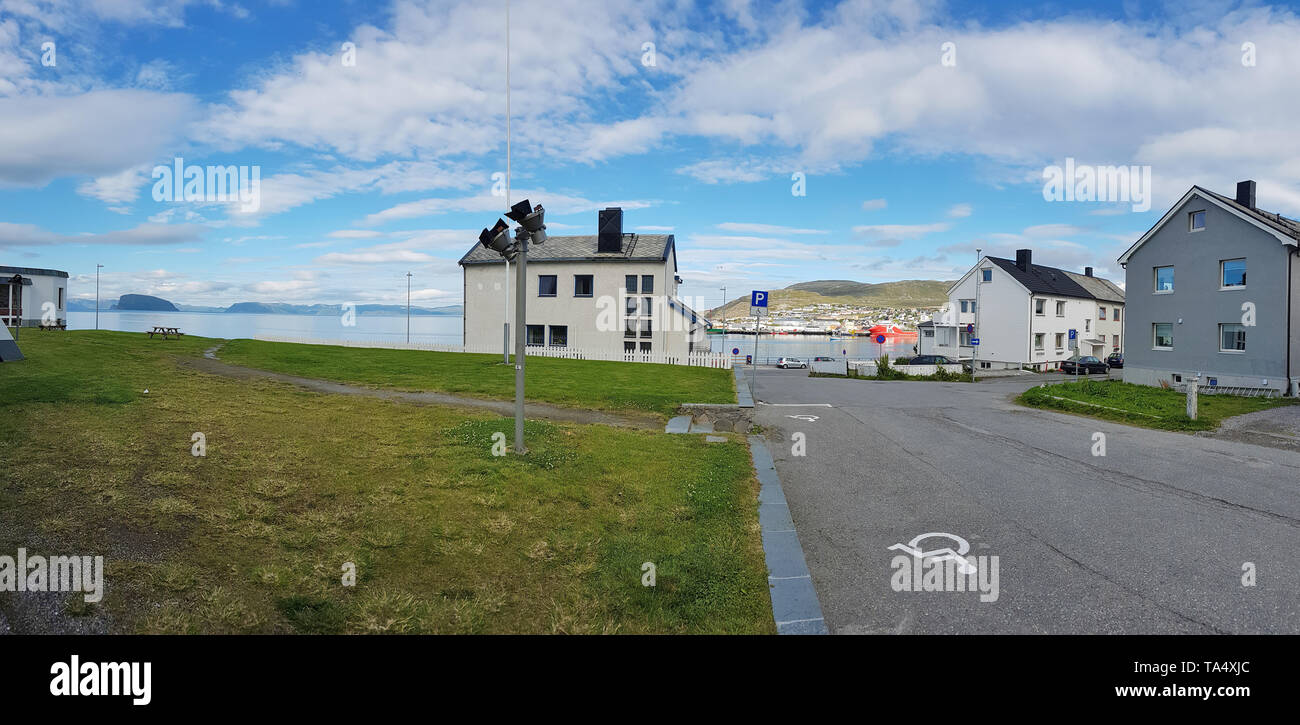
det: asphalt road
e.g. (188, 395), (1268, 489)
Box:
(750, 367), (1300, 634)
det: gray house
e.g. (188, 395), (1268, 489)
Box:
(1118, 180), (1300, 396)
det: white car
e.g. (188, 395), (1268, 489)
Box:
(776, 357), (807, 369)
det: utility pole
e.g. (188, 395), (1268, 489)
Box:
(503, 0), (511, 365)
(406, 271), (413, 343)
(973, 248), (981, 381)
(513, 227), (527, 453)
(95, 263), (104, 330)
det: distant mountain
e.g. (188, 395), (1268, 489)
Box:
(112, 294), (178, 311)
(224, 302), (463, 316)
(707, 279), (952, 318)
(74, 295), (462, 316)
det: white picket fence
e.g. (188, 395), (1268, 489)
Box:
(253, 335), (734, 369)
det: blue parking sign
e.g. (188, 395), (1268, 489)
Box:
(751, 290), (768, 307)
(1068, 329), (1077, 340)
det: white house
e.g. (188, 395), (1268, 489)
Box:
(458, 208), (710, 357)
(1, 265), (68, 328)
(919, 250), (1124, 370)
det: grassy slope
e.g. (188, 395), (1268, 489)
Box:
(218, 339), (734, 417)
(1017, 378), (1297, 432)
(0, 332), (771, 634)
(709, 279), (952, 317)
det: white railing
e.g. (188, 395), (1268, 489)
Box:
(252, 335), (734, 369)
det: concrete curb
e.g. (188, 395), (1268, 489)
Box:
(747, 435), (828, 635)
(735, 367), (755, 408)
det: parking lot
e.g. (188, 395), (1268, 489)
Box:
(749, 368), (1300, 633)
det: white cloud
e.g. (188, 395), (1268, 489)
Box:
(861, 198), (887, 211)
(716, 222), (828, 235)
(0, 221), (205, 248)
(946, 203), (972, 218)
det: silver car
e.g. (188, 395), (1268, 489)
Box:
(776, 357), (807, 369)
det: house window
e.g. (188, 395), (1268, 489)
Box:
(1100, 334), (1106, 344)
(625, 296), (637, 315)
(1219, 323), (1246, 352)
(641, 296), (652, 316)
(549, 325), (568, 347)
(1189, 210), (1206, 231)
(1034, 299), (1045, 315)
(538, 275), (557, 297)
(640, 319), (652, 338)
(58, 288), (64, 310)
(981, 269), (992, 282)
(625, 275), (637, 293)
(1153, 323), (1173, 350)
(922, 329), (934, 338)
(960, 330), (972, 346)
(1034, 333), (1045, 350)
(960, 300), (968, 313)
(1221, 259), (1246, 288)
(1055, 301), (1065, 317)
(624, 341), (636, 352)
(641, 275), (654, 293)
(1098, 306), (1106, 320)
(1154, 266), (1174, 292)
(574, 275), (593, 297)
(624, 319), (636, 338)
(1113, 307), (1120, 321)
(639, 342), (652, 352)
(526, 325), (545, 346)
(1084, 319), (1091, 333)
(1055, 332), (1065, 350)
(1113, 334), (1120, 350)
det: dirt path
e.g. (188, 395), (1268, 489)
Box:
(182, 347), (662, 430)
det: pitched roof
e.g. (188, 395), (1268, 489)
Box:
(459, 234), (675, 266)
(1118, 185), (1300, 264)
(1063, 271), (1125, 303)
(987, 257), (1103, 299)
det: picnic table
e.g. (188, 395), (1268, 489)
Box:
(147, 326), (184, 339)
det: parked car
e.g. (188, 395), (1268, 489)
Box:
(1105, 352), (1124, 368)
(812, 356), (835, 362)
(905, 355), (955, 365)
(1060, 355), (1110, 375)
(776, 357), (808, 369)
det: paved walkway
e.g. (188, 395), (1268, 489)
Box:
(183, 347), (662, 430)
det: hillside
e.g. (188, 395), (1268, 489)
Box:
(707, 279), (952, 318)
(112, 294), (178, 311)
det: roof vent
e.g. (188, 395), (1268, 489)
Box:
(1236, 180), (1256, 209)
(1084, 266), (1094, 277)
(598, 208), (623, 253)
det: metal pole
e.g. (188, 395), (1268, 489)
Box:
(503, 0), (512, 364)
(973, 249), (980, 380)
(96, 264), (103, 330)
(752, 311), (759, 389)
(513, 229), (527, 454)
(406, 271), (412, 343)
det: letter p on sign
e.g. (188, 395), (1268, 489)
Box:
(751, 291), (768, 307)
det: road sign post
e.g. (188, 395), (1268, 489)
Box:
(1069, 329), (1078, 382)
(750, 291), (768, 389)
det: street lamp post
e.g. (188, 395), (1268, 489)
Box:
(406, 271), (413, 344)
(973, 249), (981, 381)
(96, 264), (104, 330)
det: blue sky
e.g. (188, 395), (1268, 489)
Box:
(2, 0), (1299, 310)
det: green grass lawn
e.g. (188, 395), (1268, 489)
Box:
(1017, 378), (1297, 431)
(0, 331), (772, 634)
(218, 338), (734, 417)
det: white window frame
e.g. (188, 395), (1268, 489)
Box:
(1189, 210), (1206, 232)
(1220, 258), (1246, 290)
(1034, 332), (1045, 351)
(1153, 323), (1173, 351)
(1218, 323), (1246, 353)
(1153, 266), (1174, 294)
(1055, 300), (1065, 317)
(1034, 298), (1045, 316)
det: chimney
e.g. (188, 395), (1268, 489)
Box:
(597, 207), (623, 253)
(1084, 266), (1094, 277)
(1235, 180), (1256, 209)
(1015, 249), (1032, 272)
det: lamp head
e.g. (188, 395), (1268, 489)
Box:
(478, 218), (514, 258)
